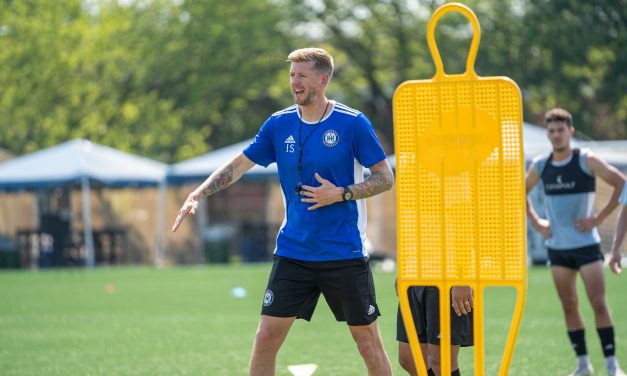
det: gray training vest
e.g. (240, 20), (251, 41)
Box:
(535, 148), (600, 250)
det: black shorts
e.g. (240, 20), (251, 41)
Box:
(261, 255), (380, 326)
(397, 286), (473, 347)
(548, 244), (604, 270)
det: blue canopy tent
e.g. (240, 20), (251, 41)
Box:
(0, 139), (168, 267)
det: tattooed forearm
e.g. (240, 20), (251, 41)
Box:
(350, 164), (394, 200)
(199, 164), (234, 198)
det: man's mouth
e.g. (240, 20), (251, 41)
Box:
(293, 89), (305, 95)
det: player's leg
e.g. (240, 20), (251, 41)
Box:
(398, 341), (416, 375)
(551, 264), (592, 375)
(398, 340), (428, 376)
(423, 287), (467, 376)
(349, 321), (393, 376)
(249, 315), (295, 376)
(579, 259), (612, 328)
(250, 256), (320, 375)
(427, 344), (460, 376)
(397, 287), (429, 375)
(320, 257), (391, 375)
(551, 265), (584, 328)
(580, 258), (625, 376)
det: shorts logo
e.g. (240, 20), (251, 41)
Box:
(263, 289), (274, 306)
(367, 305), (375, 316)
(322, 130), (339, 147)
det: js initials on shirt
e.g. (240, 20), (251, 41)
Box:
(285, 135), (296, 153)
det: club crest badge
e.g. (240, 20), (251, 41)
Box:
(322, 130), (339, 147)
(263, 289), (274, 306)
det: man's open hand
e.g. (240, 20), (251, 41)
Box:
(299, 173), (343, 210)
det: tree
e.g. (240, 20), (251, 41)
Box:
(517, 0), (626, 138)
(0, 0), (295, 162)
(0, 0), (624, 162)
(271, 0), (626, 142)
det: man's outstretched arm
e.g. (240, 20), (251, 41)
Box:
(171, 152), (255, 232)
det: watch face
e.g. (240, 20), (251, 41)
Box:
(344, 192), (352, 200)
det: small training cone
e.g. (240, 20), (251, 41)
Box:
(287, 363), (317, 376)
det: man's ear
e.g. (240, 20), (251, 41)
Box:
(569, 126), (576, 136)
(320, 72), (329, 87)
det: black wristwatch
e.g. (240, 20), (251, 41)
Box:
(342, 186), (353, 201)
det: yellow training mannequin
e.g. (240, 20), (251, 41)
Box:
(393, 3), (527, 375)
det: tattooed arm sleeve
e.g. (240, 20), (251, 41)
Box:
(349, 159), (394, 200)
(194, 152), (256, 199)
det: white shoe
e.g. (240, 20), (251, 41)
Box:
(569, 364), (593, 376)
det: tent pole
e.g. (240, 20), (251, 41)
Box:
(197, 198), (208, 262)
(155, 181), (167, 267)
(31, 192), (40, 269)
(81, 177), (95, 267)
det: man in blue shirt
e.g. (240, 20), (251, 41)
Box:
(172, 47), (394, 375)
(609, 182), (627, 274)
(526, 108), (625, 376)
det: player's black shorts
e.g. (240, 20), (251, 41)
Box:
(547, 244), (604, 270)
(397, 286), (473, 347)
(261, 255), (380, 326)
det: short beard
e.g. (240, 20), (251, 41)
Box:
(294, 89), (317, 107)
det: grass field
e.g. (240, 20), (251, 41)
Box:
(0, 264), (625, 375)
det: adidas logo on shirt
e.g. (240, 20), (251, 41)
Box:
(284, 135), (296, 153)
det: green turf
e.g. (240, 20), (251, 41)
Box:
(0, 264), (625, 375)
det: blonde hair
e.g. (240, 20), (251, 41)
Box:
(287, 48), (334, 79)
(544, 107), (573, 127)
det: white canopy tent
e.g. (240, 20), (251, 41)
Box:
(167, 139), (278, 185)
(0, 139), (168, 267)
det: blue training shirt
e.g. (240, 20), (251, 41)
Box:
(243, 101), (387, 261)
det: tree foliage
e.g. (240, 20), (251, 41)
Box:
(0, 0), (293, 161)
(515, 0), (626, 138)
(0, 0), (624, 162)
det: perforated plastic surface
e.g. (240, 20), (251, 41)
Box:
(395, 80), (525, 283)
(393, 3), (527, 376)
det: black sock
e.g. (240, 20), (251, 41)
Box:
(568, 329), (588, 356)
(425, 368), (460, 376)
(597, 326), (616, 357)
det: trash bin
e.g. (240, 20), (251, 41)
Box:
(0, 236), (19, 269)
(202, 225), (236, 264)
(240, 222), (270, 263)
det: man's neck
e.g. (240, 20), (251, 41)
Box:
(300, 97), (330, 122)
(552, 146), (573, 162)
